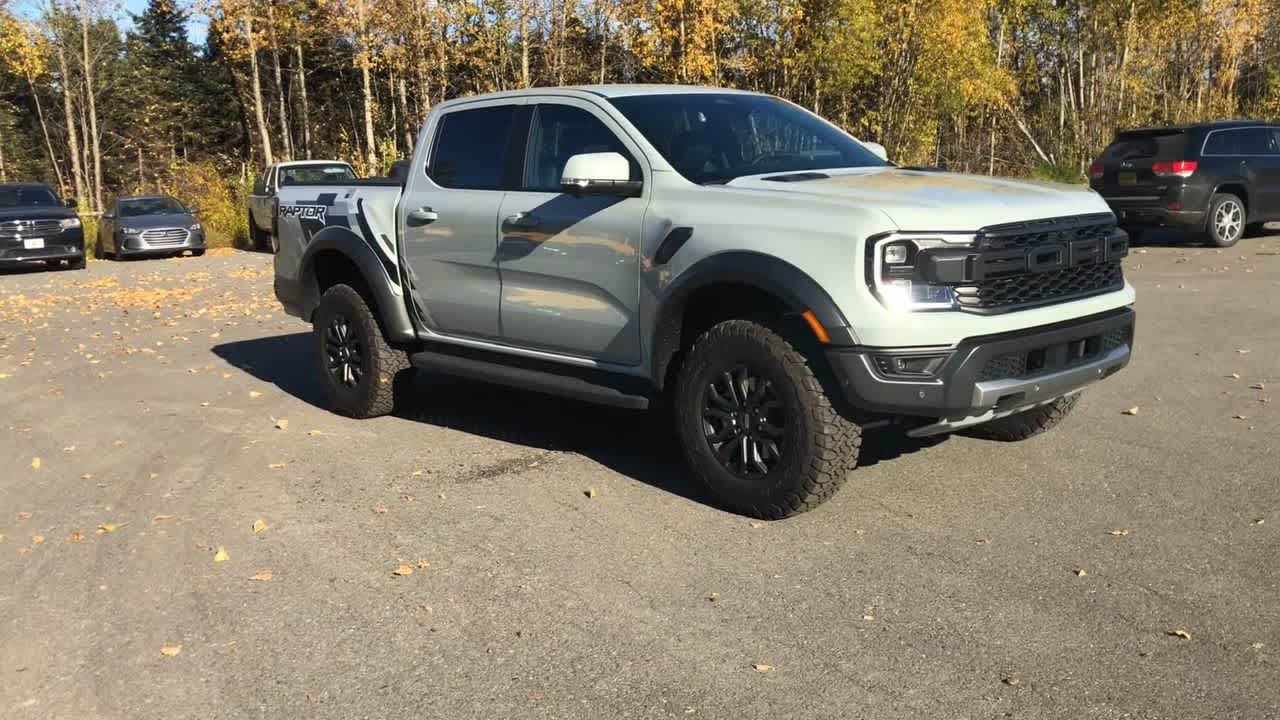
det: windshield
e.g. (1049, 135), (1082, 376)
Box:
(279, 164), (355, 185)
(0, 185), (61, 208)
(119, 197), (186, 217)
(608, 93), (886, 184)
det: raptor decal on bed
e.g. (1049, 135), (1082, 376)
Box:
(279, 189), (400, 293)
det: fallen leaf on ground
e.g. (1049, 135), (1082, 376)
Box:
(250, 569), (273, 582)
(1251, 518), (1266, 525)
(1233, 414), (1248, 420)
(393, 564), (414, 576)
(1002, 673), (1021, 686)
(30, 457), (40, 469)
(152, 514), (174, 524)
(81, 473), (92, 480)
(249, 390), (262, 398)
(749, 521), (765, 529)
(113, 440), (126, 447)
(1073, 567), (1087, 577)
(1251, 642), (1265, 651)
(1122, 406), (1139, 416)
(96, 522), (124, 534)
(372, 506), (389, 514)
(160, 644), (183, 657)
(1168, 628), (1192, 640)
(1250, 383), (1266, 390)
(267, 462), (286, 469)
(752, 663), (774, 673)
(1107, 529), (1130, 536)
(274, 418), (288, 431)
(1229, 372), (1241, 379)
(63, 445), (75, 452)
(584, 487), (597, 499)
(66, 531), (85, 543)
(17, 512), (31, 520)
(416, 558), (430, 569)
(212, 546), (229, 563)
(306, 429), (322, 436)
(31, 534), (44, 545)
(17, 546), (30, 554)
(252, 519), (268, 534)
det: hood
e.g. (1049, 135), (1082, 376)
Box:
(0, 206), (77, 222)
(117, 213), (195, 228)
(726, 167), (1109, 230)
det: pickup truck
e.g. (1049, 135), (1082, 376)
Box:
(273, 86), (1135, 519)
(247, 160), (355, 252)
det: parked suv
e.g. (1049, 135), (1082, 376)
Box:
(1089, 120), (1280, 247)
(273, 86), (1135, 519)
(0, 183), (85, 270)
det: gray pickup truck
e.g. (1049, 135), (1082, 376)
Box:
(247, 160), (355, 251)
(272, 86), (1135, 518)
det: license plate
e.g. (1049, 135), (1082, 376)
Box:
(1118, 171), (1137, 186)
(23, 238), (45, 250)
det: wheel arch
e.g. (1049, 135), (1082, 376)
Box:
(1211, 182), (1250, 214)
(298, 227), (416, 344)
(650, 252), (854, 389)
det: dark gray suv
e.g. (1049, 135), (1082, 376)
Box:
(1089, 120), (1280, 247)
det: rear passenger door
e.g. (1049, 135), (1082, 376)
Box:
(399, 100), (525, 340)
(1255, 128), (1280, 219)
(495, 99), (649, 365)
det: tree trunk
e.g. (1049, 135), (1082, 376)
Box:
(266, 3), (293, 160)
(294, 43), (311, 159)
(0, 131), (6, 182)
(246, 15), (274, 165)
(397, 76), (412, 151)
(80, 0), (102, 211)
(356, 0), (377, 173)
(519, 0), (530, 88)
(27, 77), (66, 196)
(55, 27), (86, 205)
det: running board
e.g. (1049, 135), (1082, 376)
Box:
(408, 348), (651, 410)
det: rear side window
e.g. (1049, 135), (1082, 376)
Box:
(429, 106), (518, 190)
(1201, 128), (1279, 156)
(1101, 131), (1185, 162)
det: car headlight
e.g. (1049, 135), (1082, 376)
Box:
(120, 226), (141, 234)
(189, 222), (202, 231)
(60, 217), (81, 230)
(866, 233), (974, 311)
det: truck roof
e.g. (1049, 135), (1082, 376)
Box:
(435, 84), (764, 111)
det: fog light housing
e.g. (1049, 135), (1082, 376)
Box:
(873, 353), (950, 378)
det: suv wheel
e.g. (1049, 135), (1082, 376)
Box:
(674, 319), (861, 519)
(1207, 193), (1245, 247)
(313, 284), (410, 418)
(967, 394), (1079, 441)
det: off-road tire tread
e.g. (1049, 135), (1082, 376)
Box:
(969, 394), (1079, 441)
(676, 319), (861, 519)
(315, 284), (409, 419)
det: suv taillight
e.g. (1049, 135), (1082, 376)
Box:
(1151, 160), (1197, 178)
(1088, 160), (1104, 180)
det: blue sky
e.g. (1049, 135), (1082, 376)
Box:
(15, 0), (208, 44)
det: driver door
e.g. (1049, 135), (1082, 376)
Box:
(495, 99), (649, 365)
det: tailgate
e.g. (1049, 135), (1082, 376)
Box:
(1096, 130), (1187, 197)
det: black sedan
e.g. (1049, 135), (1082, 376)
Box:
(96, 195), (206, 260)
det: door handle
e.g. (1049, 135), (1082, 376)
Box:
(503, 212), (540, 229)
(407, 207), (438, 224)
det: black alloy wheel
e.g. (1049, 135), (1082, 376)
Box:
(324, 312), (365, 389)
(701, 365), (787, 478)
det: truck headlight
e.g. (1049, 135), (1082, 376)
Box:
(60, 217), (81, 230)
(866, 234), (974, 311)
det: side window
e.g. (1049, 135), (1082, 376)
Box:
(523, 104), (638, 192)
(1238, 128), (1273, 156)
(1203, 130), (1235, 155)
(429, 105), (519, 190)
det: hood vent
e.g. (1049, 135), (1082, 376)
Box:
(762, 172), (830, 183)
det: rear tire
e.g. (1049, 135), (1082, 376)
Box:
(93, 239), (104, 259)
(313, 284), (410, 419)
(1206, 193), (1245, 247)
(674, 319), (861, 519)
(967, 394), (1079, 442)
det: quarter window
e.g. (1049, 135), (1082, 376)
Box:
(429, 105), (519, 190)
(1203, 127), (1279, 156)
(522, 104), (638, 191)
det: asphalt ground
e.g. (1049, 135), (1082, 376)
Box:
(1, 233), (1277, 719)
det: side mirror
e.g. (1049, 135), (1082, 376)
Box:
(102, 212), (115, 220)
(64, 198), (78, 209)
(862, 141), (889, 162)
(560, 152), (641, 197)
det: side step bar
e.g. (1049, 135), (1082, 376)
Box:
(408, 348), (651, 410)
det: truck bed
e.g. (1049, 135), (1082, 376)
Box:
(274, 183), (404, 298)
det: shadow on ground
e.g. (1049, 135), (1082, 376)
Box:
(212, 332), (944, 511)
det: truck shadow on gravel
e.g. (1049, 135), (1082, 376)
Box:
(212, 332), (944, 510)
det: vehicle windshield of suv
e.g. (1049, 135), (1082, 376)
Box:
(119, 197), (187, 217)
(608, 93), (887, 184)
(0, 185), (60, 208)
(280, 164), (355, 185)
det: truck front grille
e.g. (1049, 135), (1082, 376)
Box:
(0, 219), (62, 238)
(955, 214), (1127, 313)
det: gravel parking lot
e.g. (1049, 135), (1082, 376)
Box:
(2, 238), (1278, 719)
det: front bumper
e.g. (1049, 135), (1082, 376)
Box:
(119, 228), (205, 256)
(0, 233), (85, 266)
(827, 307), (1134, 422)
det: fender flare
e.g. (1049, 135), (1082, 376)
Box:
(297, 227), (416, 344)
(649, 251), (854, 386)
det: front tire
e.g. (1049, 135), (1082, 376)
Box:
(313, 284), (410, 418)
(674, 319), (861, 519)
(967, 394), (1079, 442)
(1206, 193), (1245, 247)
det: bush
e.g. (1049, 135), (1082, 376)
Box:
(1032, 162), (1086, 185)
(155, 160), (249, 249)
